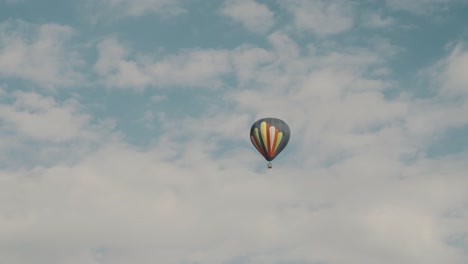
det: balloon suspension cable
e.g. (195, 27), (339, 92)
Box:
(267, 162), (272, 169)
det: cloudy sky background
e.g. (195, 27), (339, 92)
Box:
(1, 0), (468, 263)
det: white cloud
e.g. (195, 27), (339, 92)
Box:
(221, 0), (275, 34)
(94, 37), (278, 90)
(85, 0), (186, 22)
(96, 33), (371, 91)
(280, 0), (355, 35)
(0, 91), (92, 142)
(93, 38), (152, 90)
(438, 42), (468, 95)
(0, 20), (84, 89)
(403, 41), (468, 143)
(230, 44), (275, 84)
(0, 89), (116, 168)
(148, 48), (233, 89)
(2, 124), (468, 264)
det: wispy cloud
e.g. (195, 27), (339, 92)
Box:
(94, 37), (233, 90)
(438, 42), (468, 95)
(280, 0), (355, 35)
(220, 0), (275, 34)
(1, 91), (92, 142)
(0, 20), (84, 89)
(0, 89), (115, 168)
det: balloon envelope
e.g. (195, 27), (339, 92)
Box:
(250, 117), (290, 162)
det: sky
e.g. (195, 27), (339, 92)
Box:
(1, 0), (468, 263)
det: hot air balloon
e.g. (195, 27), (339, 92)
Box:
(250, 117), (290, 168)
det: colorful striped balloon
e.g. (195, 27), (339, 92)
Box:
(250, 117), (290, 167)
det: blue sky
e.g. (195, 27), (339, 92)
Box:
(1, 0), (468, 263)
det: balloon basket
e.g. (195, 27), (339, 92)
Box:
(267, 162), (272, 169)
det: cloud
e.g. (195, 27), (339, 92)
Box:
(2, 112), (468, 264)
(230, 44), (275, 84)
(0, 20), (84, 89)
(280, 0), (355, 35)
(2, 3), (468, 264)
(93, 37), (277, 90)
(0, 89), (115, 168)
(402, 41), (468, 151)
(94, 37), (232, 90)
(0, 91), (92, 142)
(438, 42), (468, 95)
(220, 0), (275, 34)
(85, 0), (186, 22)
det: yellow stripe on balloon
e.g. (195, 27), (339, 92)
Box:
(275, 132), (283, 151)
(254, 128), (261, 147)
(261, 121), (268, 148)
